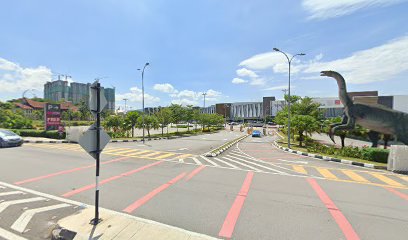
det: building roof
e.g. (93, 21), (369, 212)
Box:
(24, 98), (46, 109)
(60, 102), (78, 112)
(14, 102), (33, 110)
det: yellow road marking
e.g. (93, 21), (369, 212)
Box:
(292, 165), (307, 174)
(174, 154), (193, 159)
(369, 173), (404, 187)
(341, 170), (369, 183)
(113, 149), (141, 155)
(154, 153), (177, 159)
(126, 150), (152, 156)
(103, 148), (131, 153)
(317, 168), (338, 180)
(399, 175), (408, 182)
(328, 177), (408, 189)
(139, 152), (164, 158)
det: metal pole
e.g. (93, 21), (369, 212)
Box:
(91, 82), (101, 225)
(287, 61), (291, 149)
(142, 68), (145, 143)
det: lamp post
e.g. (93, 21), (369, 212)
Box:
(138, 62), (150, 143)
(123, 98), (128, 113)
(202, 92), (207, 109)
(273, 48), (305, 149)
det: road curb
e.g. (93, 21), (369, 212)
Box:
(272, 141), (387, 170)
(205, 134), (249, 157)
(23, 134), (198, 144)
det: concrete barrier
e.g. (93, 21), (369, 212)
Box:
(387, 145), (408, 173)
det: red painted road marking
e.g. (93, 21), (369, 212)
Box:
(219, 171), (254, 239)
(14, 157), (129, 185)
(62, 161), (163, 197)
(185, 165), (206, 181)
(385, 187), (408, 201)
(307, 178), (360, 240)
(123, 172), (187, 213)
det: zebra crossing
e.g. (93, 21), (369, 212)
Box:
(24, 143), (194, 161)
(0, 183), (79, 240)
(178, 149), (408, 189)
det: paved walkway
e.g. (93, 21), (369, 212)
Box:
(311, 133), (386, 148)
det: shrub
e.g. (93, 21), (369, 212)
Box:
(360, 148), (389, 163)
(9, 129), (66, 139)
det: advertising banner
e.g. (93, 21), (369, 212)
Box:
(45, 103), (61, 131)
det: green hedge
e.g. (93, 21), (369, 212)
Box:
(10, 129), (66, 139)
(306, 141), (389, 163)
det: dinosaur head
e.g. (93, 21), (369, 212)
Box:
(320, 70), (337, 77)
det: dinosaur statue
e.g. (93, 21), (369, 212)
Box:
(320, 70), (408, 146)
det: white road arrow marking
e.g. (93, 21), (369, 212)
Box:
(0, 197), (46, 214)
(11, 203), (71, 233)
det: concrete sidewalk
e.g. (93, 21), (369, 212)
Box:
(311, 133), (387, 148)
(55, 208), (219, 240)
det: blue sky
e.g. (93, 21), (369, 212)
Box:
(1, 0), (408, 110)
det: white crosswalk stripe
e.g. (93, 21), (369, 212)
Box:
(192, 157), (202, 165)
(200, 156), (219, 167)
(0, 191), (24, 197)
(11, 203), (71, 233)
(0, 197), (46, 214)
(222, 156), (261, 171)
(0, 227), (27, 240)
(213, 157), (240, 169)
(225, 155), (287, 174)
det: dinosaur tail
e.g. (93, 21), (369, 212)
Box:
(333, 72), (353, 108)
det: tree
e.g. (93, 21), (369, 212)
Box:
(78, 100), (90, 121)
(124, 111), (140, 137)
(0, 109), (33, 129)
(103, 115), (124, 133)
(136, 115), (159, 138)
(155, 107), (172, 136)
(192, 109), (201, 131)
(184, 105), (194, 131)
(291, 115), (319, 146)
(169, 104), (184, 132)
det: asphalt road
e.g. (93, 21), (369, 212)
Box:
(0, 130), (407, 239)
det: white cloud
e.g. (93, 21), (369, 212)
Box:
(0, 57), (52, 95)
(232, 78), (248, 84)
(302, 0), (406, 20)
(236, 68), (258, 78)
(249, 78), (267, 86)
(153, 83), (177, 93)
(116, 86), (160, 105)
(262, 85), (288, 91)
(239, 51), (304, 74)
(206, 89), (222, 98)
(171, 98), (198, 106)
(303, 35), (408, 84)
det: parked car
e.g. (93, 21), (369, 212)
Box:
(0, 129), (24, 148)
(252, 130), (261, 137)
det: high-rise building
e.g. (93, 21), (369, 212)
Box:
(44, 80), (115, 111)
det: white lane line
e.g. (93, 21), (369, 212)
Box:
(0, 186), (6, 189)
(278, 159), (309, 164)
(0, 227), (27, 240)
(200, 156), (219, 167)
(228, 152), (256, 160)
(214, 158), (240, 169)
(0, 197), (46, 214)
(223, 157), (261, 171)
(178, 148), (188, 151)
(0, 191), (23, 197)
(11, 203), (71, 233)
(226, 155), (287, 174)
(192, 157), (202, 165)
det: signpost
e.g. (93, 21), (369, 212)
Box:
(44, 103), (61, 131)
(78, 81), (110, 225)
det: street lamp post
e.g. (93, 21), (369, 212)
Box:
(202, 92), (207, 109)
(273, 48), (305, 149)
(138, 62), (150, 144)
(123, 98), (128, 113)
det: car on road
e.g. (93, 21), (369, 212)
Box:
(0, 129), (24, 147)
(252, 130), (261, 137)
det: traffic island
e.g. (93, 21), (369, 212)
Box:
(205, 134), (249, 157)
(53, 207), (219, 240)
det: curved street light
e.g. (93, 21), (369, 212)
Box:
(138, 62), (150, 143)
(273, 48), (305, 149)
